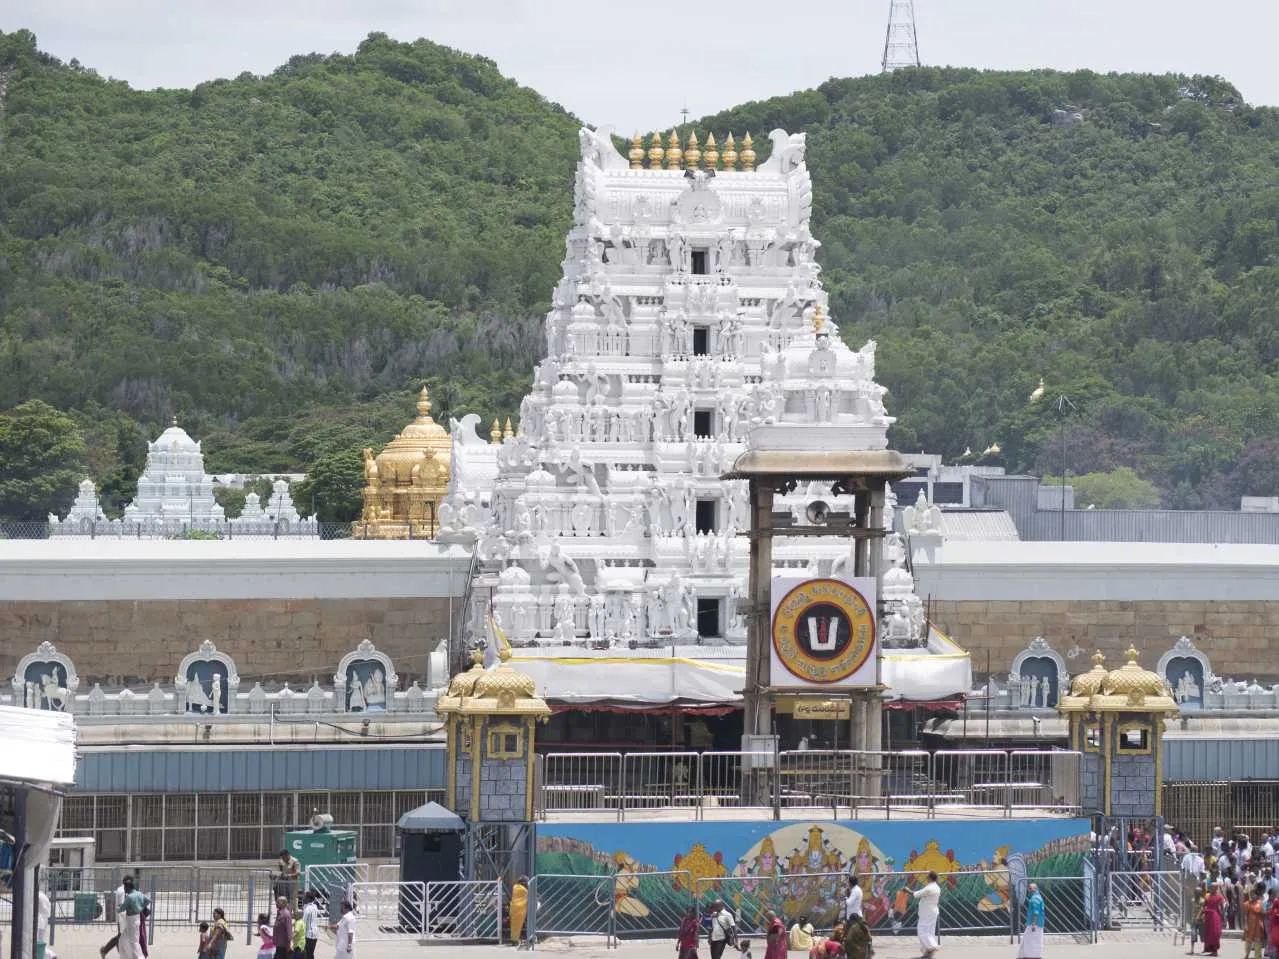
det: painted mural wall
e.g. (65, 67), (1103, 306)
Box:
(536, 818), (1091, 936)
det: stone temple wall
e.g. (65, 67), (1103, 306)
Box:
(1109, 753), (1158, 818)
(478, 757), (529, 821)
(0, 597), (455, 687)
(931, 599), (1279, 681)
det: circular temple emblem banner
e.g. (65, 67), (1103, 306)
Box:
(770, 576), (878, 687)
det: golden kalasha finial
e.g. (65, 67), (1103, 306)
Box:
(666, 130), (683, 170)
(813, 302), (825, 334)
(503, 417), (514, 439)
(684, 131), (701, 169)
(416, 385), (432, 417)
(741, 132), (756, 171)
(628, 133), (645, 169)
(703, 132), (719, 169)
(490, 418), (502, 444)
(722, 133), (738, 170)
(648, 132), (664, 168)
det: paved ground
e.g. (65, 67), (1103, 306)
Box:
(42, 929), (1197, 959)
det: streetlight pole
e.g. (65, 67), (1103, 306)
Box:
(1054, 395), (1076, 541)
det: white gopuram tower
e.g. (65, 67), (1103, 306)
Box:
(442, 127), (969, 709)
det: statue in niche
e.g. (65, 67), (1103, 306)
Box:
(717, 231), (736, 272)
(667, 233), (688, 273)
(1175, 671), (1201, 704)
(349, 679), (367, 711)
(188, 681), (213, 712)
(588, 594), (607, 638)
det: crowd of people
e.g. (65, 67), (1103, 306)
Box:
(92, 851), (357, 959)
(1179, 827), (1279, 958)
(668, 870), (1003, 959)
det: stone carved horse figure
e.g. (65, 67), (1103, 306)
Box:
(40, 673), (69, 711)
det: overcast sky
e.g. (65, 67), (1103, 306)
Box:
(6, 0), (1278, 132)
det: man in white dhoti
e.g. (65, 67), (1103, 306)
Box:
(1016, 883), (1045, 959)
(116, 876), (151, 959)
(913, 870), (941, 957)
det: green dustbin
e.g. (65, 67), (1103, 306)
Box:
(74, 892), (99, 921)
(35, 943), (46, 959)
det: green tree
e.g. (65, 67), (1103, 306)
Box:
(1044, 467), (1162, 509)
(0, 400), (87, 522)
(292, 448), (365, 524)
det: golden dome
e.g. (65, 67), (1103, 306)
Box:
(474, 649), (537, 701)
(1101, 646), (1166, 699)
(1069, 651), (1108, 698)
(446, 650), (487, 699)
(373, 386), (451, 483)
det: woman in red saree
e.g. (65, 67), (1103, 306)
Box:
(1202, 882), (1225, 957)
(677, 906), (701, 959)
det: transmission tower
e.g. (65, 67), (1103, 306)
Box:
(882, 0), (922, 72)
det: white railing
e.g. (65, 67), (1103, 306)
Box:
(538, 748), (1084, 821)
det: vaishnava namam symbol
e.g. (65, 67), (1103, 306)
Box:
(773, 578), (875, 684)
(807, 616), (840, 651)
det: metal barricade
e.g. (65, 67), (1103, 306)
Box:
(1104, 870), (1183, 931)
(778, 750), (851, 811)
(855, 749), (932, 817)
(1009, 750), (1082, 815)
(931, 749), (1011, 815)
(424, 879), (503, 941)
(540, 752), (623, 817)
(304, 863), (369, 920)
(700, 751), (775, 820)
(527, 874), (616, 944)
(620, 752), (699, 820)
(610, 870), (693, 939)
(348, 881), (425, 939)
(696, 875), (775, 936)
(1011, 875), (1098, 940)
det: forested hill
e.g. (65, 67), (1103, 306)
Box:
(2, 30), (1279, 522)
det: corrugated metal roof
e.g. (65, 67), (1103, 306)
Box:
(921, 540), (1279, 567)
(1164, 738), (1279, 781)
(1022, 509), (1279, 544)
(939, 511), (1020, 542)
(74, 744), (446, 793)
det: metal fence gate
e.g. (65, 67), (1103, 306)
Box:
(304, 863), (369, 920)
(1103, 871), (1185, 933)
(424, 879), (503, 942)
(348, 881), (425, 940)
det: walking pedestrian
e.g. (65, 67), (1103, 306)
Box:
(257, 913), (276, 959)
(913, 871), (942, 958)
(273, 896), (294, 959)
(116, 877), (152, 959)
(301, 892), (321, 959)
(334, 900), (357, 959)
(678, 905), (701, 959)
(100, 878), (128, 958)
(846, 875), (864, 923)
(763, 910), (786, 959)
(842, 914), (873, 959)
(1203, 881), (1226, 957)
(197, 922), (212, 959)
(1246, 885), (1266, 959)
(1016, 882), (1045, 959)
(709, 900), (735, 959)
(209, 909), (231, 959)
